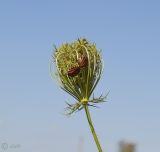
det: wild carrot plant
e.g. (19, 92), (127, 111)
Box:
(50, 38), (107, 152)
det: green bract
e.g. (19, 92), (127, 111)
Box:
(51, 38), (107, 115)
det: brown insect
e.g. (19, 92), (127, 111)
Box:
(68, 55), (88, 77)
(78, 55), (88, 68)
(68, 66), (80, 77)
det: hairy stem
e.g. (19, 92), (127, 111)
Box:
(84, 105), (103, 152)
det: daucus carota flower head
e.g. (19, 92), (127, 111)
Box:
(51, 38), (107, 115)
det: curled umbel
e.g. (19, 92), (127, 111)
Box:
(52, 38), (106, 115)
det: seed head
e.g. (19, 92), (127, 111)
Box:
(51, 38), (106, 115)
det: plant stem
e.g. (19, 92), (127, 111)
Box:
(84, 105), (103, 152)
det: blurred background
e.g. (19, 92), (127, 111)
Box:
(0, 0), (160, 152)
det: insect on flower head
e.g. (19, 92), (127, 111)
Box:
(51, 38), (106, 115)
(68, 66), (80, 77)
(78, 54), (88, 68)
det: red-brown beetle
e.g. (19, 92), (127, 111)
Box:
(78, 55), (88, 68)
(68, 66), (80, 77)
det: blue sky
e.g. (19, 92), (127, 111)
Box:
(0, 0), (160, 152)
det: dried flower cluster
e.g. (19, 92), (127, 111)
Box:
(51, 38), (107, 115)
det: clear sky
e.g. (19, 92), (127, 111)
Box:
(0, 0), (160, 152)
